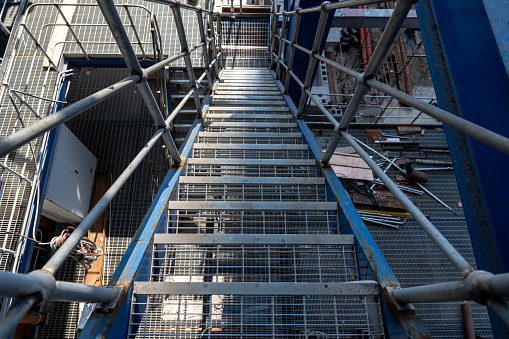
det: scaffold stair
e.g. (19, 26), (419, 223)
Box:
(128, 68), (385, 338)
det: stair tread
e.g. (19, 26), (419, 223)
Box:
(193, 143), (308, 150)
(178, 176), (324, 184)
(153, 233), (353, 245)
(133, 281), (379, 296)
(168, 201), (338, 211)
(187, 158), (315, 165)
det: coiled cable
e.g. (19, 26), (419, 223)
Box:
(50, 226), (102, 269)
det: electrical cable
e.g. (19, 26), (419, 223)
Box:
(49, 226), (102, 269)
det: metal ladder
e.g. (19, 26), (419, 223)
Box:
(127, 68), (384, 338)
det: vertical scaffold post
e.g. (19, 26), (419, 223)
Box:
(171, 0), (204, 118)
(283, 8), (301, 94)
(321, 0), (417, 164)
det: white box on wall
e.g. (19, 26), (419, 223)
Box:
(42, 125), (97, 224)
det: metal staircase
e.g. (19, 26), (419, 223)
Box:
(128, 68), (383, 338)
(0, 0), (509, 337)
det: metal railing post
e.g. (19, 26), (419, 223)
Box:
(217, 15), (224, 69)
(269, 13), (278, 69)
(207, 12), (220, 78)
(53, 3), (89, 60)
(170, 1), (204, 118)
(322, 0), (417, 164)
(96, 0), (181, 163)
(196, 8), (214, 89)
(295, 2), (330, 119)
(274, 13), (287, 79)
(283, 9), (301, 94)
(122, 5), (148, 60)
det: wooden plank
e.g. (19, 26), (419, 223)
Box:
(43, 0), (78, 68)
(397, 125), (423, 135)
(331, 164), (373, 181)
(83, 172), (110, 287)
(328, 152), (370, 169)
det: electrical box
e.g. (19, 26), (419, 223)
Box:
(42, 126), (97, 224)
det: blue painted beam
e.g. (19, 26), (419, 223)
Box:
(416, 0), (509, 337)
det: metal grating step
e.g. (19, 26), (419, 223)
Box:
(197, 132), (303, 145)
(178, 177), (325, 185)
(204, 114), (293, 123)
(212, 95), (284, 100)
(192, 143), (310, 160)
(166, 210), (339, 234)
(203, 122), (298, 133)
(151, 234), (357, 283)
(213, 91), (282, 95)
(177, 179), (326, 202)
(185, 163), (317, 177)
(168, 201), (338, 211)
(207, 108), (290, 115)
(129, 293), (384, 338)
(210, 100), (287, 106)
(214, 86), (280, 91)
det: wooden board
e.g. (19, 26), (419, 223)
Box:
(329, 152), (370, 169)
(331, 165), (373, 181)
(397, 125), (423, 135)
(83, 172), (110, 287)
(328, 152), (373, 181)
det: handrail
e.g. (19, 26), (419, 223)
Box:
(0, 0), (223, 335)
(269, 0), (509, 330)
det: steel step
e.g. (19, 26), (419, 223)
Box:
(203, 122), (296, 128)
(214, 91), (281, 95)
(213, 95), (283, 100)
(193, 143), (308, 150)
(178, 176), (323, 185)
(208, 106), (289, 112)
(215, 86), (279, 90)
(204, 117), (294, 123)
(153, 233), (351, 245)
(168, 201), (337, 211)
(197, 132), (302, 138)
(134, 281), (379, 296)
(186, 158), (315, 166)
(204, 114), (293, 119)
(210, 100), (287, 106)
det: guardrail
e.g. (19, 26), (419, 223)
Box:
(270, 0), (509, 330)
(0, 0), (222, 336)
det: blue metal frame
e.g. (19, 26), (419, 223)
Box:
(416, 1), (509, 336)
